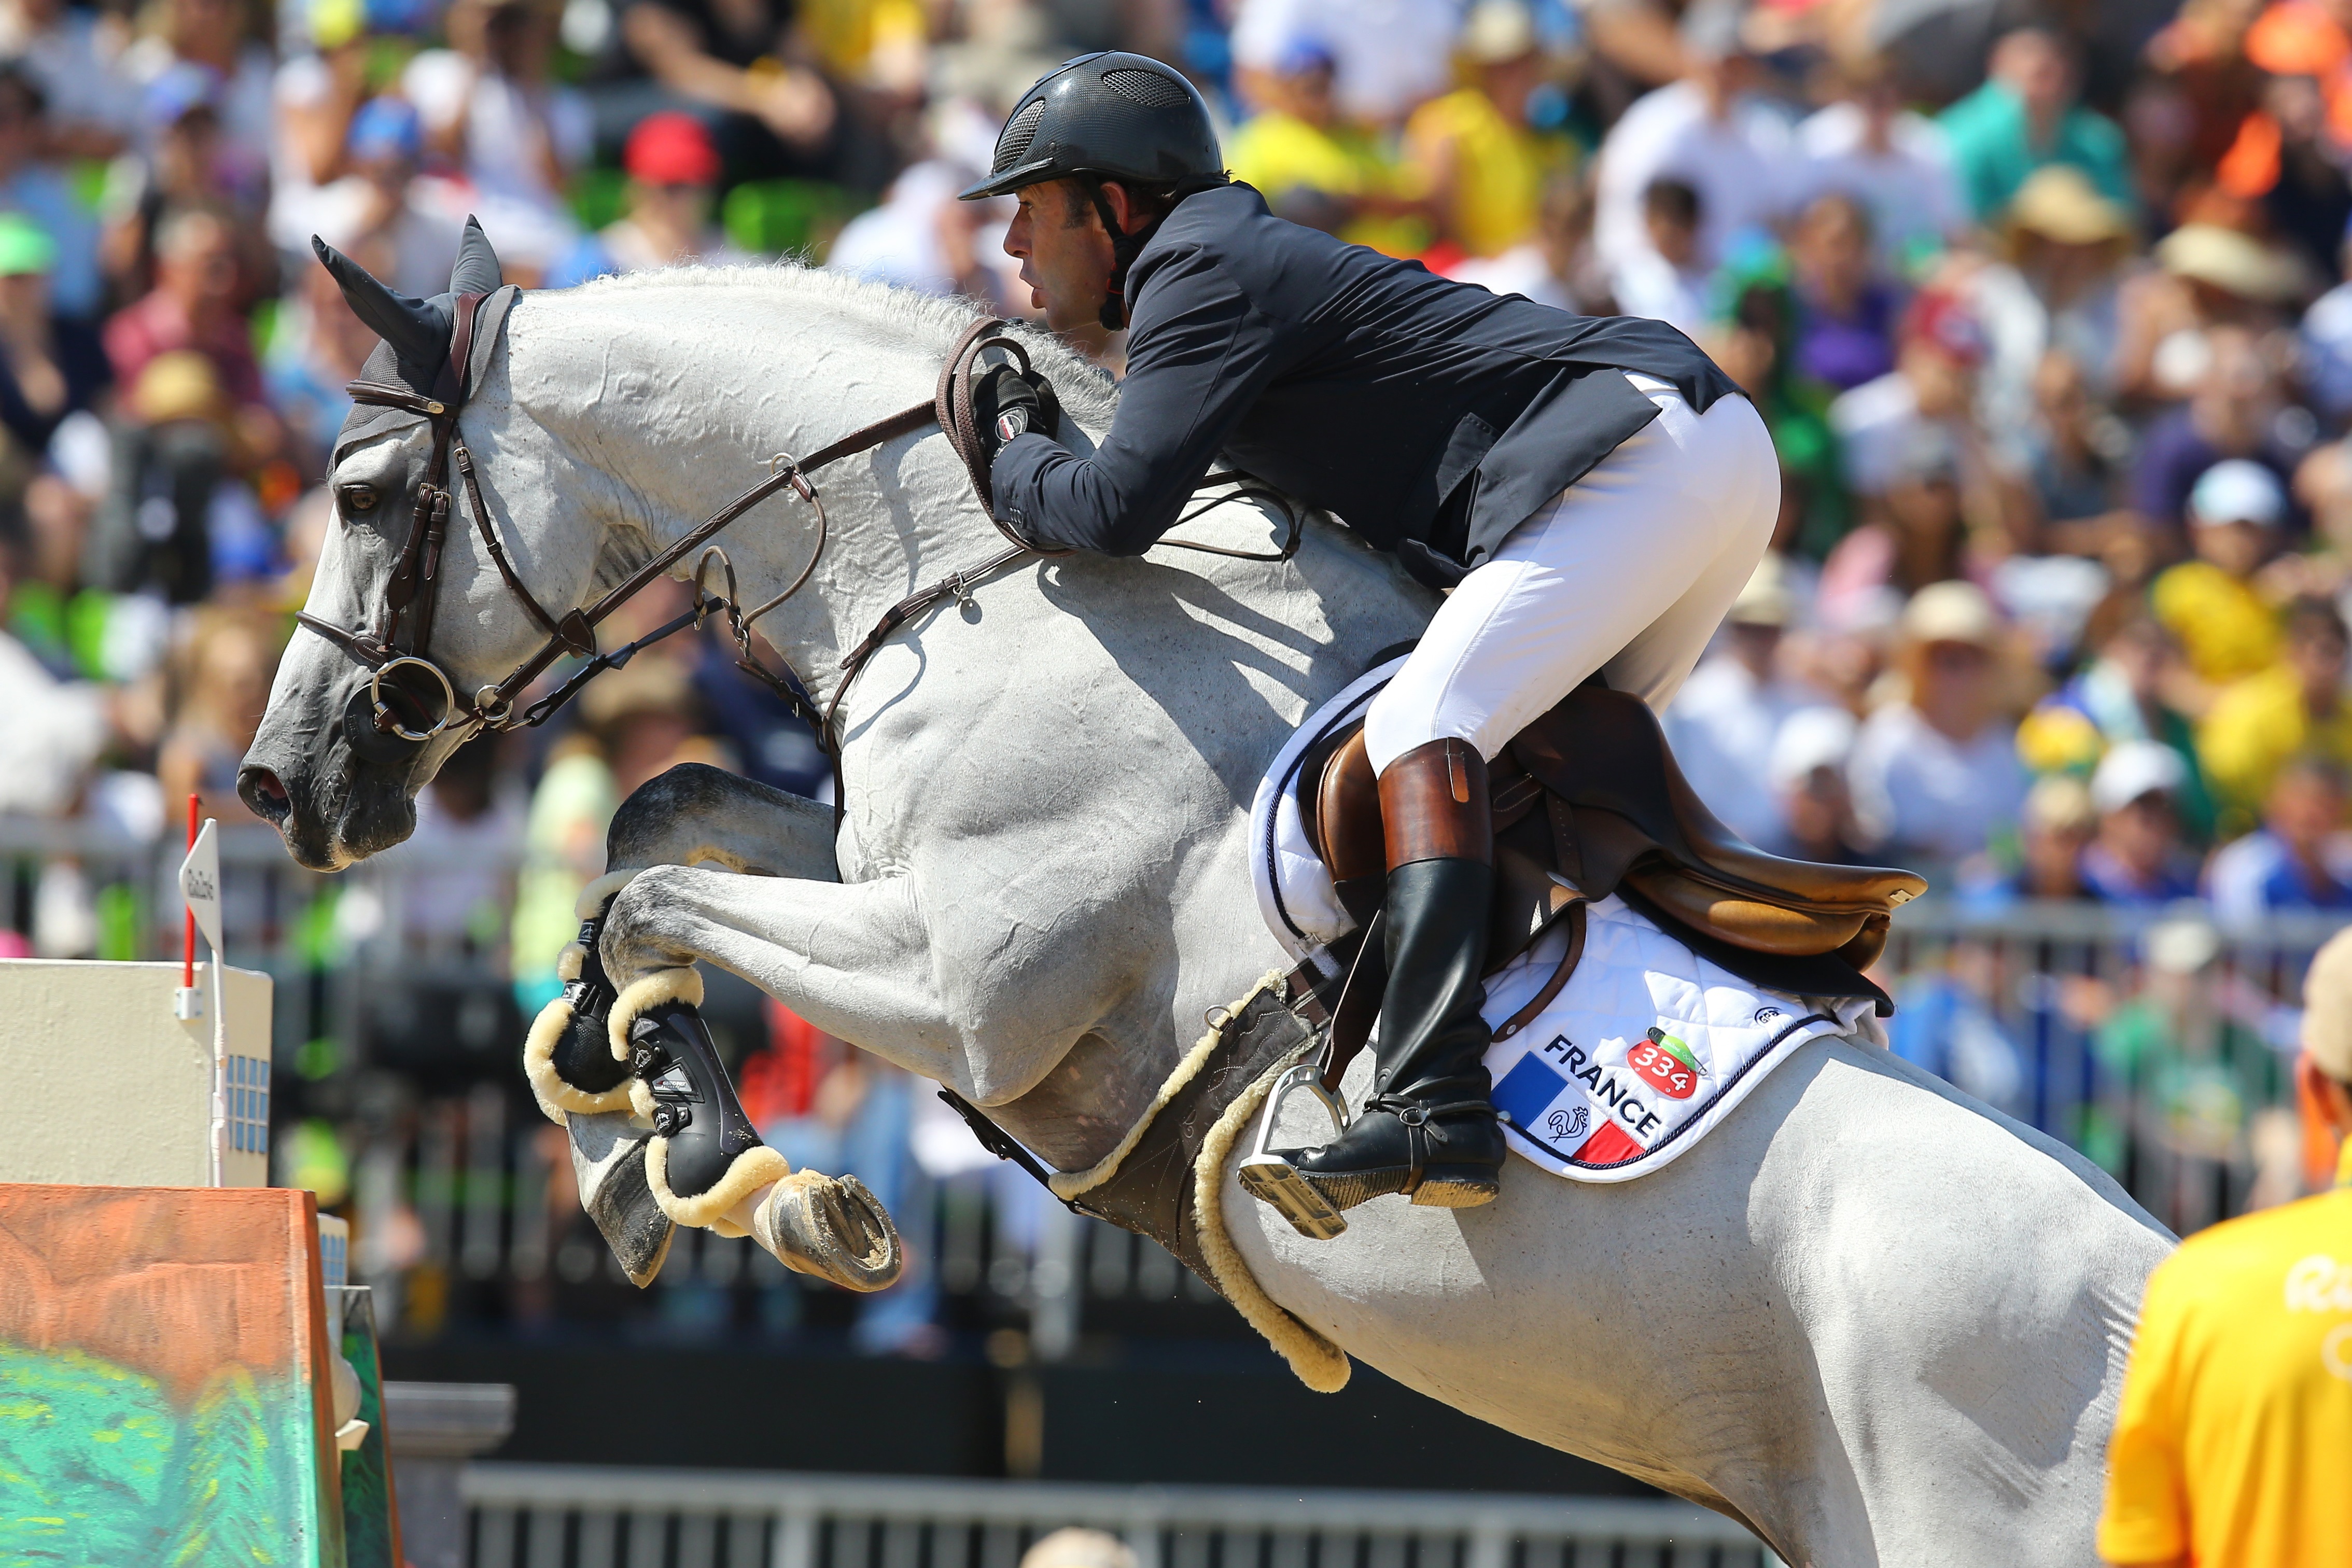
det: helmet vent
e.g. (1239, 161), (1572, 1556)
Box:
(1101, 67), (1189, 108)
(994, 98), (1047, 173)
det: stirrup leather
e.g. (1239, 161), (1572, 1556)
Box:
(1237, 1062), (1353, 1240)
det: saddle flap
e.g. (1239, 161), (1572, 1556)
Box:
(1491, 842), (1577, 969)
(1311, 727), (1385, 885)
(1512, 689), (1927, 915)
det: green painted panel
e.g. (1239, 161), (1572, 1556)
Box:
(335, 1290), (397, 1568)
(0, 1345), (319, 1567)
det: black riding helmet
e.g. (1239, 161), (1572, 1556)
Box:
(959, 51), (1224, 201)
(959, 51), (1228, 328)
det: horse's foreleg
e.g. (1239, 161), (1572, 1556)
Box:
(521, 763), (900, 1291)
(522, 763), (837, 1130)
(603, 762), (838, 882)
(598, 865), (960, 1085)
(590, 864), (948, 1284)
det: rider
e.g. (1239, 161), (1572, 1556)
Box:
(963, 53), (1776, 1216)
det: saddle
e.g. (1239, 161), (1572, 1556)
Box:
(1301, 684), (1925, 995)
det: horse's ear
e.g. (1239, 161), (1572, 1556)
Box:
(449, 216), (503, 298)
(313, 235), (447, 367)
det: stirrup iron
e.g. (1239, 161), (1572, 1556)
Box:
(1237, 1062), (1352, 1240)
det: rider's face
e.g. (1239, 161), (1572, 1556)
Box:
(1004, 179), (1116, 332)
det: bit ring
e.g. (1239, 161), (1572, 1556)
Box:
(369, 655), (459, 742)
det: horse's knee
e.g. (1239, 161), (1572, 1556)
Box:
(602, 863), (708, 977)
(607, 763), (741, 864)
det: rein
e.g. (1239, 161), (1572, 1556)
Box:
(299, 311), (1299, 805)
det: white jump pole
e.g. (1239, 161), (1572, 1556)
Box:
(176, 802), (227, 1188)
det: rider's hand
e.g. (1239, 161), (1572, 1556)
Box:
(976, 363), (1059, 459)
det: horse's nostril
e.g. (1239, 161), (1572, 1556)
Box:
(239, 765), (291, 824)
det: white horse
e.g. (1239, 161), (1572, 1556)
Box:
(242, 261), (2173, 1565)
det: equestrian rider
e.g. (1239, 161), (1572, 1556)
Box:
(965, 53), (1777, 1217)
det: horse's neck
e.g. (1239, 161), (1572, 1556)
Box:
(516, 287), (1057, 711)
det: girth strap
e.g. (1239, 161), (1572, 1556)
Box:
(939, 934), (1359, 1219)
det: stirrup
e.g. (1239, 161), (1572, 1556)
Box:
(1236, 1062), (1352, 1240)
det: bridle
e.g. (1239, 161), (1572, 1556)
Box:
(297, 305), (1297, 799)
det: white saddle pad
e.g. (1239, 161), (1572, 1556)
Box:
(1249, 668), (1870, 1185)
(1249, 655), (1409, 959)
(1480, 898), (1871, 1183)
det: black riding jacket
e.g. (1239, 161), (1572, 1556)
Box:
(990, 182), (1743, 589)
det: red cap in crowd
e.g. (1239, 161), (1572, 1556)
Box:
(626, 112), (721, 187)
(1903, 288), (1989, 366)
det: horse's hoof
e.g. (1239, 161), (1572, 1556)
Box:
(754, 1171), (903, 1291)
(1237, 1154), (1350, 1240)
(567, 1109), (675, 1287)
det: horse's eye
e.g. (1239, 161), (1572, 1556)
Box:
(339, 484), (380, 515)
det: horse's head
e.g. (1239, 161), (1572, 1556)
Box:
(241, 223), (607, 868)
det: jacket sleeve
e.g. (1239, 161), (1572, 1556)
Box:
(989, 245), (1278, 555)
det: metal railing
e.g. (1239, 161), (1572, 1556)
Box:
(1876, 900), (2336, 1237)
(459, 1467), (1780, 1568)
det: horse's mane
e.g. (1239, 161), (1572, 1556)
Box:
(569, 263), (1122, 429)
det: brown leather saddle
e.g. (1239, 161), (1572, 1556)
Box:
(1300, 684), (1925, 1047)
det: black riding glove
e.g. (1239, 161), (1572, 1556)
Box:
(975, 363), (1060, 459)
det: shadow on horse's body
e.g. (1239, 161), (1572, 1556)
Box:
(245, 264), (2173, 1565)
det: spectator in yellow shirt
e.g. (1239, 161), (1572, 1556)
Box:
(1225, 38), (1430, 257)
(2151, 459), (2286, 688)
(2198, 597), (2352, 836)
(2097, 924), (2352, 1567)
(1403, 1), (1578, 260)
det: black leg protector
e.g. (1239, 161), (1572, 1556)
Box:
(519, 882), (680, 1284)
(627, 1001), (791, 1228)
(523, 899), (636, 1120)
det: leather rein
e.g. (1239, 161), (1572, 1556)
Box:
(298, 310), (1297, 795)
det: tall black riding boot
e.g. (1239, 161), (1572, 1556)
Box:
(1267, 737), (1504, 1213)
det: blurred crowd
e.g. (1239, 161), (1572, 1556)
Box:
(3, 0), (2351, 1332)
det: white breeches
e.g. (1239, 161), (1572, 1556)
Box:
(1363, 373), (1781, 776)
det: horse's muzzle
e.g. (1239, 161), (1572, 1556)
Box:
(238, 756), (342, 870)
(237, 736), (419, 871)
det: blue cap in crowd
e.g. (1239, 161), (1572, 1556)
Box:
(143, 62), (221, 129)
(347, 96), (424, 164)
(1273, 34), (1337, 77)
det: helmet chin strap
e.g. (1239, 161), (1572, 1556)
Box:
(1084, 177), (1145, 331)
(1083, 173), (1231, 331)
